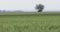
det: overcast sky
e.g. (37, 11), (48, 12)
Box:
(0, 0), (60, 11)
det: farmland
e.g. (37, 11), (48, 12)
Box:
(0, 12), (60, 32)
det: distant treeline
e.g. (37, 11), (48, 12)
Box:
(0, 10), (23, 12)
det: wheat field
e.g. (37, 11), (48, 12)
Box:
(0, 12), (60, 32)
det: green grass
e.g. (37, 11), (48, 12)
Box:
(0, 12), (60, 32)
(0, 12), (60, 15)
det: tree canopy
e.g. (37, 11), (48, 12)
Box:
(35, 4), (44, 12)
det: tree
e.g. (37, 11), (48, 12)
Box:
(35, 4), (44, 12)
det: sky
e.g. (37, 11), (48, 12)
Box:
(0, 0), (60, 12)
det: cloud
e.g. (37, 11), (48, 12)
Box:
(0, 0), (60, 11)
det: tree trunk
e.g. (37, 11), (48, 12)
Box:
(38, 9), (42, 12)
